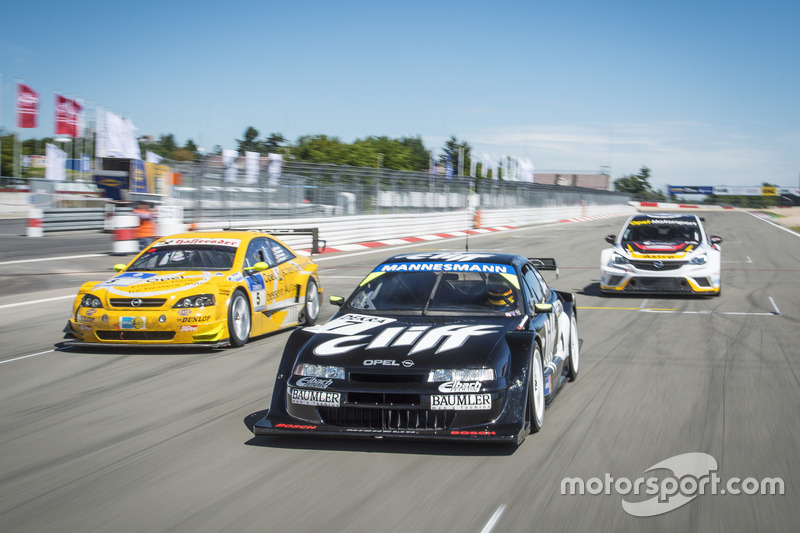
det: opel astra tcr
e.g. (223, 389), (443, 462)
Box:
(63, 231), (321, 348)
(600, 213), (722, 295)
(254, 252), (579, 445)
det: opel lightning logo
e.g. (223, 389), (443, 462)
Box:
(131, 298), (142, 307)
(653, 261), (664, 269)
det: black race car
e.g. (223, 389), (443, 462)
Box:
(253, 252), (579, 445)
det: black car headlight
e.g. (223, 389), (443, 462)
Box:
(80, 294), (103, 308)
(611, 253), (630, 265)
(173, 294), (216, 308)
(294, 363), (345, 380)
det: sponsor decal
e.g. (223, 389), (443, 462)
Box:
(155, 237), (241, 247)
(296, 376), (334, 389)
(98, 271), (215, 297)
(180, 315), (210, 323)
(345, 428), (418, 434)
(120, 316), (145, 329)
(377, 262), (511, 274)
(363, 359), (414, 367)
(84, 308), (97, 317)
(77, 315), (95, 323)
(305, 314), (396, 335)
(450, 430), (496, 436)
(289, 387), (341, 407)
(431, 394), (492, 410)
(78, 324), (92, 332)
(275, 423), (317, 430)
(544, 374), (552, 396)
(177, 309), (192, 316)
(180, 325), (198, 332)
(438, 381), (482, 393)
(314, 323), (502, 357)
(227, 272), (244, 282)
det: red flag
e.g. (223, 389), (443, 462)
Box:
(16, 83), (40, 128)
(55, 94), (83, 137)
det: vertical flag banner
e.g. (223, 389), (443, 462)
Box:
(96, 110), (141, 159)
(222, 149), (238, 182)
(16, 83), (40, 128)
(55, 94), (83, 137)
(267, 153), (282, 185)
(245, 151), (260, 184)
(45, 143), (67, 181)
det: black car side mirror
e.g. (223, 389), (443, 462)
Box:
(605, 234), (616, 244)
(329, 296), (344, 307)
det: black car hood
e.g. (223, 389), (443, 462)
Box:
(296, 313), (517, 368)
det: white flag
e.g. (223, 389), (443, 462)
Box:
(245, 151), (260, 184)
(146, 151), (163, 164)
(267, 153), (282, 185)
(45, 143), (67, 181)
(223, 149), (238, 182)
(97, 109), (141, 159)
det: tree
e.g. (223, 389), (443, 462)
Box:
(236, 126), (263, 155)
(400, 136), (431, 172)
(613, 166), (665, 200)
(263, 133), (286, 152)
(439, 135), (472, 176)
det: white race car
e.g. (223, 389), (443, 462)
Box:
(600, 213), (722, 295)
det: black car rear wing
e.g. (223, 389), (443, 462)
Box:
(234, 227), (326, 254)
(528, 257), (559, 278)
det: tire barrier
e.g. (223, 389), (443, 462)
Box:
(112, 214), (141, 255)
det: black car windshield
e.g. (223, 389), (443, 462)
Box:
(348, 270), (522, 315)
(622, 219), (701, 243)
(127, 245), (237, 271)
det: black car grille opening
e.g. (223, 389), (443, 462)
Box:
(692, 277), (713, 287)
(96, 331), (175, 341)
(319, 406), (456, 431)
(109, 298), (167, 308)
(348, 392), (421, 406)
(630, 260), (686, 271)
(627, 278), (693, 292)
(349, 372), (426, 384)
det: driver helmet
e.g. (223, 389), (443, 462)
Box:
(486, 283), (515, 310)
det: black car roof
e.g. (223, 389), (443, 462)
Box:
(381, 252), (523, 266)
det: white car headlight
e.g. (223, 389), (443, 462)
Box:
(427, 368), (495, 382)
(689, 254), (708, 265)
(173, 294), (216, 308)
(80, 294), (103, 308)
(611, 253), (630, 265)
(294, 363), (345, 380)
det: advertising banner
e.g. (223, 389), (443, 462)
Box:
(16, 83), (39, 128)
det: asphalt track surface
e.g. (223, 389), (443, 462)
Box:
(0, 211), (798, 532)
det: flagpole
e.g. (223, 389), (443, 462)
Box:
(14, 78), (20, 180)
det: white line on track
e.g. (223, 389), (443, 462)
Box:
(747, 212), (800, 237)
(481, 505), (506, 533)
(0, 349), (54, 365)
(0, 253), (105, 266)
(769, 297), (782, 315)
(0, 295), (74, 310)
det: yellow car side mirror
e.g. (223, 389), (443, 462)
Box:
(113, 264), (126, 272)
(244, 261), (269, 273)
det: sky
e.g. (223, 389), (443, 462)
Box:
(1, 0), (799, 190)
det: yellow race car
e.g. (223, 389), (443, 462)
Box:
(63, 231), (322, 348)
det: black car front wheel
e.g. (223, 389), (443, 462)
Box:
(228, 290), (251, 347)
(527, 345), (545, 434)
(567, 314), (579, 381)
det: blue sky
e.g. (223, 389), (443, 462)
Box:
(1, 0), (798, 189)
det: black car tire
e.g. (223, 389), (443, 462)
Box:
(228, 290), (251, 347)
(528, 345), (545, 434)
(299, 279), (320, 326)
(567, 314), (579, 381)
